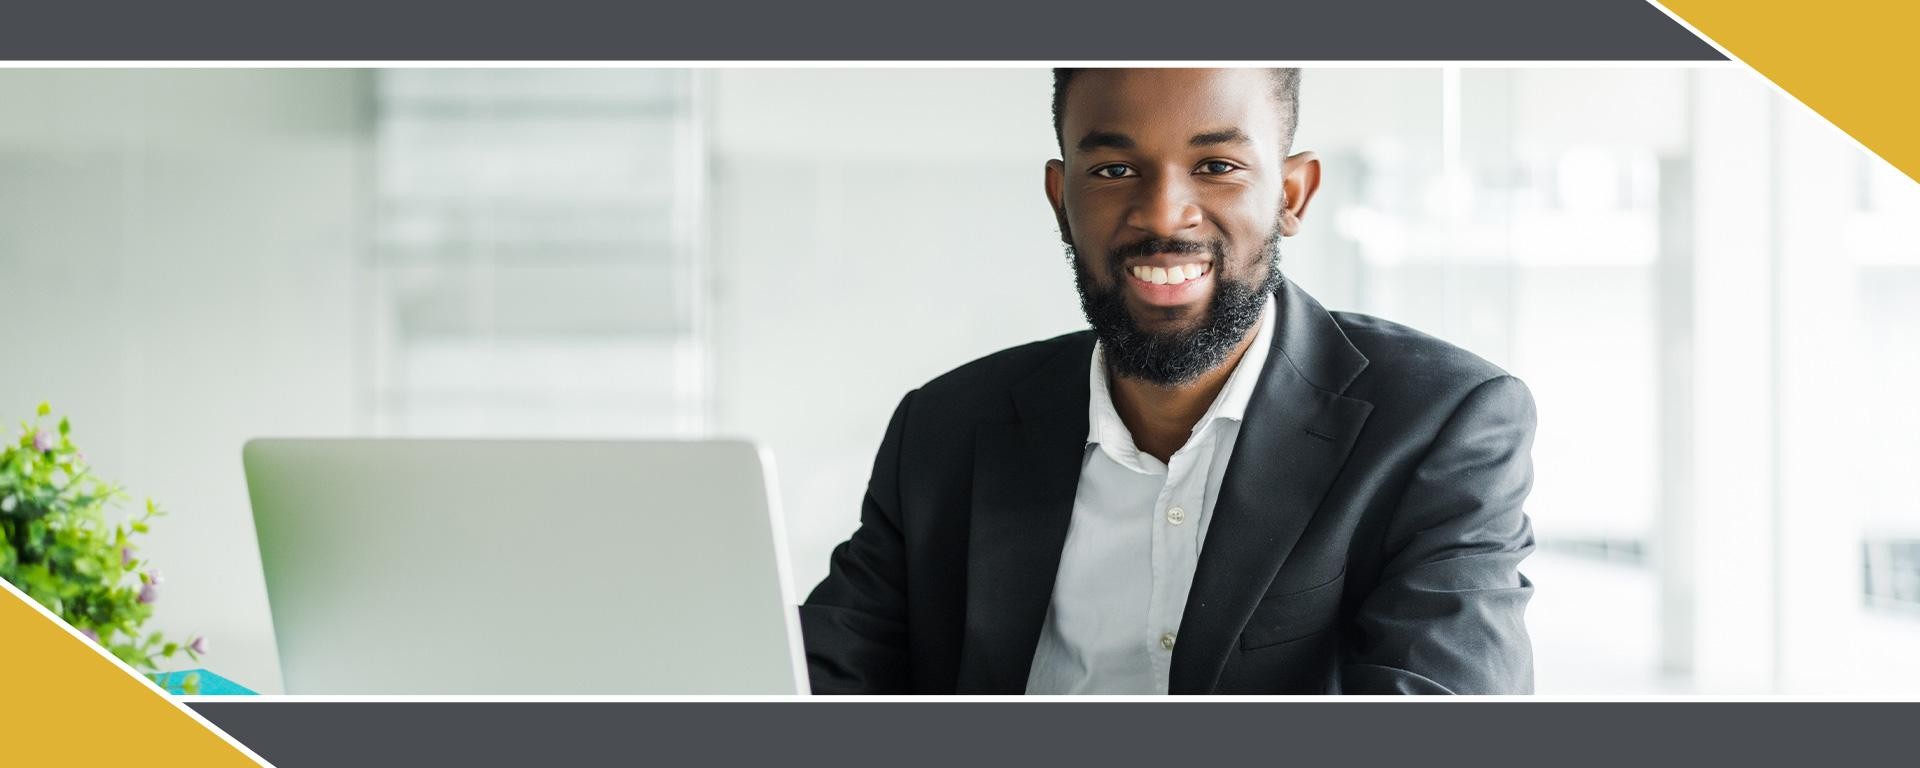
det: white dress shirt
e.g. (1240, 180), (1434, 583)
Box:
(1025, 294), (1278, 694)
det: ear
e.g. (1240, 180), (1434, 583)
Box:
(1045, 159), (1072, 244)
(1277, 151), (1322, 237)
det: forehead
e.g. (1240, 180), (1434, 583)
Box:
(1061, 69), (1282, 153)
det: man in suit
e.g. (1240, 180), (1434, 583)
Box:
(801, 68), (1536, 694)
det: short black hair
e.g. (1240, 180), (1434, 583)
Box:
(1051, 68), (1302, 155)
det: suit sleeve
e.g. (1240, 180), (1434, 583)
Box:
(1340, 375), (1538, 694)
(798, 390), (917, 693)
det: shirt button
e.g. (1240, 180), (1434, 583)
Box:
(1166, 506), (1186, 525)
(1160, 632), (1177, 651)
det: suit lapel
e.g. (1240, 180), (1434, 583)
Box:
(1169, 280), (1374, 694)
(956, 333), (1093, 693)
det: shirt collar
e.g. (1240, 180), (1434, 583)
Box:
(1086, 292), (1279, 458)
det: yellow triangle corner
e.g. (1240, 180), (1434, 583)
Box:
(1656, 0), (1920, 184)
(0, 580), (269, 766)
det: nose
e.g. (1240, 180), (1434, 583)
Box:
(1125, 173), (1203, 237)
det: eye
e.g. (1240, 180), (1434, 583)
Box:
(1092, 164), (1136, 179)
(1197, 160), (1239, 175)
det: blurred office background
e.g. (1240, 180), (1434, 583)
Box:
(1, 67), (1915, 695)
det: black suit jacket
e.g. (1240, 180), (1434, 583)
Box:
(801, 279), (1536, 694)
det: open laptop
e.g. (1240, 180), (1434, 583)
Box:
(242, 438), (809, 695)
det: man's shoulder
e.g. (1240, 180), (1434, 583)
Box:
(910, 329), (1093, 419)
(1327, 310), (1518, 403)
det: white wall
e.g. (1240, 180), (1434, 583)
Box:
(0, 70), (370, 692)
(705, 70), (1078, 592)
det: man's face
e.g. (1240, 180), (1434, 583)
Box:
(1046, 69), (1319, 385)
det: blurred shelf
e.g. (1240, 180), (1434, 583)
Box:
(363, 69), (708, 439)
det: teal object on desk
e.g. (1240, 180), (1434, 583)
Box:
(151, 669), (256, 695)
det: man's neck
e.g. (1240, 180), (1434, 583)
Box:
(1108, 325), (1263, 465)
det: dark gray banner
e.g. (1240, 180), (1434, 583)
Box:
(3, 0), (1719, 60)
(189, 701), (1896, 767)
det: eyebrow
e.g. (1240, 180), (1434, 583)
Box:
(1074, 127), (1253, 152)
(1190, 128), (1251, 147)
(1076, 130), (1134, 152)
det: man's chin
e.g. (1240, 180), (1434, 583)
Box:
(1125, 300), (1210, 334)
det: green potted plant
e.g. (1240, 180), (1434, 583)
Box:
(1, 402), (205, 693)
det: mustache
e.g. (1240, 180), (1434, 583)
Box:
(1106, 237), (1227, 265)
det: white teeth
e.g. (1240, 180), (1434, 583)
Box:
(1131, 263), (1210, 285)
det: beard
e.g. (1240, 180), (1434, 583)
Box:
(1068, 222), (1283, 387)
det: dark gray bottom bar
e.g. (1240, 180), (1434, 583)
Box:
(188, 701), (1901, 767)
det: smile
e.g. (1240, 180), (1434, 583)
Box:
(1128, 262), (1210, 286)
